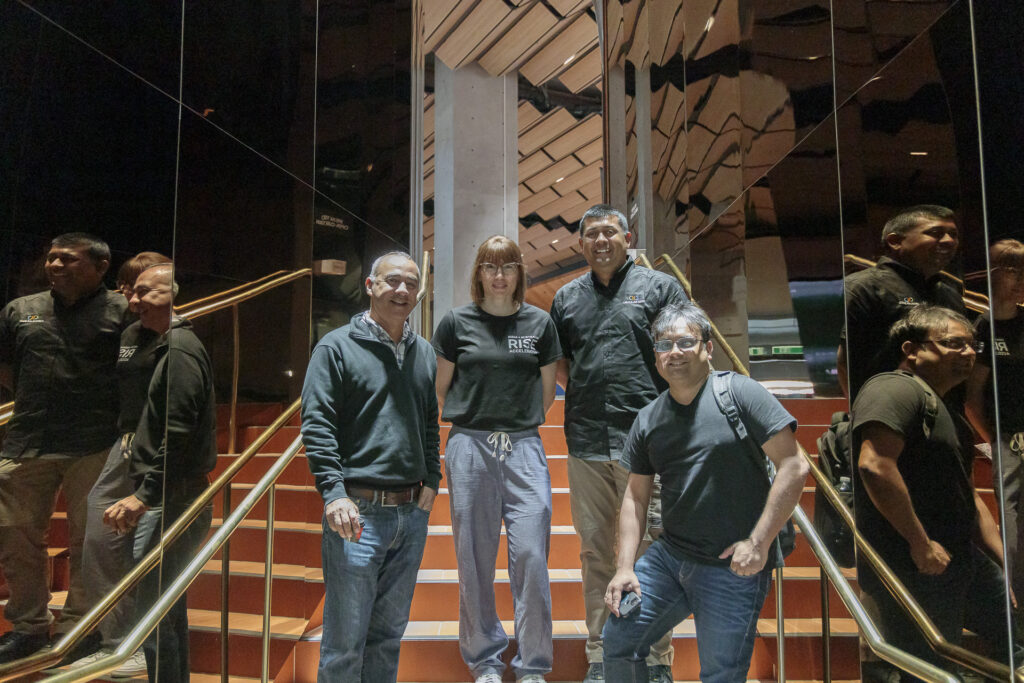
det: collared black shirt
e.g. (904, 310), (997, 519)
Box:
(0, 287), (130, 458)
(841, 256), (965, 400)
(550, 260), (688, 460)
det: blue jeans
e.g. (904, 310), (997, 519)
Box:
(318, 498), (429, 683)
(602, 541), (771, 683)
(133, 500), (213, 683)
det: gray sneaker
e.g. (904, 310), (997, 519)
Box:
(583, 662), (605, 682)
(648, 664), (674, 683)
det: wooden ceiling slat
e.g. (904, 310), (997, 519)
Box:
(520, 222), (551, 243)
(535, 247), (566, 267)
(577, 177), (603, 201)
(424, 233), (434, 252)
(519, 188), (559, 216)
(520, 13), (598, 85)
(518, 101), (543, 133)
(558, 46), (602, 93)
(518, 149), (555, 179)
(424, 0), (475, 54)
(551, 161), (600, 196)
(477, 3), (559, 76)
(518, 183), (531, 202)
(547, 0), (592, 17)
(524, 156), (583, 193)
(423, 216), (434, 238)
(460, 2), (537, 70)
(423, 97), (436, 143)
(543, 113), (602, 160)
(530, 225), (572, 250)
(537, 191), (585, 221)
(573, 138), (603, 165)
(519, 108), (578, 155)
(433, 0), (509, 69)
(423, 171), (435, 201)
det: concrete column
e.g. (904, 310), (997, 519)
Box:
(433, 61), (518, 325)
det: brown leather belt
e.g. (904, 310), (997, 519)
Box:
(347, 485), (421, 506)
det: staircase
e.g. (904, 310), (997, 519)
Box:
(9, 395), (1002, 681)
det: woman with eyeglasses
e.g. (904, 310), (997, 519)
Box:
(966, 238), (1024, 601)
(432, 235), (560, 683)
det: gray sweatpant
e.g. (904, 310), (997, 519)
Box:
(81, 437), (137, 648)
(446, 426), (553, 680)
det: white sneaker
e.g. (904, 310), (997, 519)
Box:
(110, 650), (148, 678)
(517, 676), (546, 683)
(475, 674), (503, 683)
(59, 648), (113, 672)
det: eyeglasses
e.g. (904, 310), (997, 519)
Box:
(479, 262), (521, 276)
(921, 337), (982, 353)
(653, 336), (704, 353)
(998, 266), (1024, 280)
(376, 275), (419, 290)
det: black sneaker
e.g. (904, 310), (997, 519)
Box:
(583, 662), (605, 682)
(648, 664), (674, 682)
(0, 631), (50, 664)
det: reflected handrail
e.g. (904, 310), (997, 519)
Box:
(38, 432), (307, 683)
(0, 400), (301, 682)
(649, 252), (1016, 682)
(844, 253), (990, 314)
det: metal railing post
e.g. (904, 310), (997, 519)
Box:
(220, 484), (231, 683)
(228, 304), (240, 455)
(775, 566), (786, 683)
(821, 567), (832, 683)
(261, 485), (277, 683)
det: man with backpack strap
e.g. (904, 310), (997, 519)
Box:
(601, 302), (808, 682)
(853, 305), (1010, 670)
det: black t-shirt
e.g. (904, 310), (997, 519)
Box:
(550, 260), (688, 460)
(842, 257), (965, 399)
(117, 322), (163, 434)
(975, 310), (1024, 431)
(621, 373), (796, 565)
(851, 372), (976, 574)
(432, 303), (561, 432)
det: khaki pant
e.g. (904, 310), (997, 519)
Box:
(567, 456), (673, 665)
(0, 450), (107, 634)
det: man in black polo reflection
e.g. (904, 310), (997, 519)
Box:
(838, 205), (964, 401)
(852, 305), (1010, 673)
(0, 233), (129, 663)
(103, 263), (216, 683)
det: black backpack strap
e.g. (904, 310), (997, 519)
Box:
(711, 371), (791, 565)
(905, 372), (940, 438)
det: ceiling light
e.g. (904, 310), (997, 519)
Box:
(704, 16), (715, 32)
(909, 151), (928, 156)
(552, 239), (559, 244)
(563, 54), (576, 65)
(555, 177), (565, 183)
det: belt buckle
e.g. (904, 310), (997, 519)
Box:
(379, 489), (399, 507)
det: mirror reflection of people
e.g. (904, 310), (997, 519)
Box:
(549, 205), (688, 683)
(0, 234), (129, 664)
(966, 239), (1024, 601)
(433, 236), (561, 683)
(838, 205), (963, 400)
(54, 251), (170, 676)
(103, 263), (216, 683)
(301, 252), (440, 682)
(853, 305), (1009, 672)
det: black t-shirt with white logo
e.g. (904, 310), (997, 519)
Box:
(433, 303), (561, 431)
(975, 310), (1024, 431)
(116, 321), (164, 434)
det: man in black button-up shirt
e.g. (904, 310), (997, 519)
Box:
(550, 205), (687, 683)
(0, 233), (129, 663)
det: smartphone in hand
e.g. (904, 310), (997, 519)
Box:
(619, 591), (641, 617)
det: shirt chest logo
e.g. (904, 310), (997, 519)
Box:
(897, 296), (918, 306)
(623, 294), (645, 305)
(119, 345), (138, 361)
(994, 338), (1010, 356)
(508, 335), (538, 353)
(18, 313), (45, 324)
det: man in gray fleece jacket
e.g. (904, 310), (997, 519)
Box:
(301, 251), (440, 683)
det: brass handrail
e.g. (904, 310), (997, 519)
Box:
(647, 251), (1016, 681)
(40, 432), (306, 683)
(173, 270), (291, 315)
(844, 253), (990, 314)
(0, 399), (301, 681)
(177, 268), (313, 320)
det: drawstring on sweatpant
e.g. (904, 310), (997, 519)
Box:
(487, 431), (512, 461)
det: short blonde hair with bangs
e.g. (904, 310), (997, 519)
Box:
(470, 235), (525, 307)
